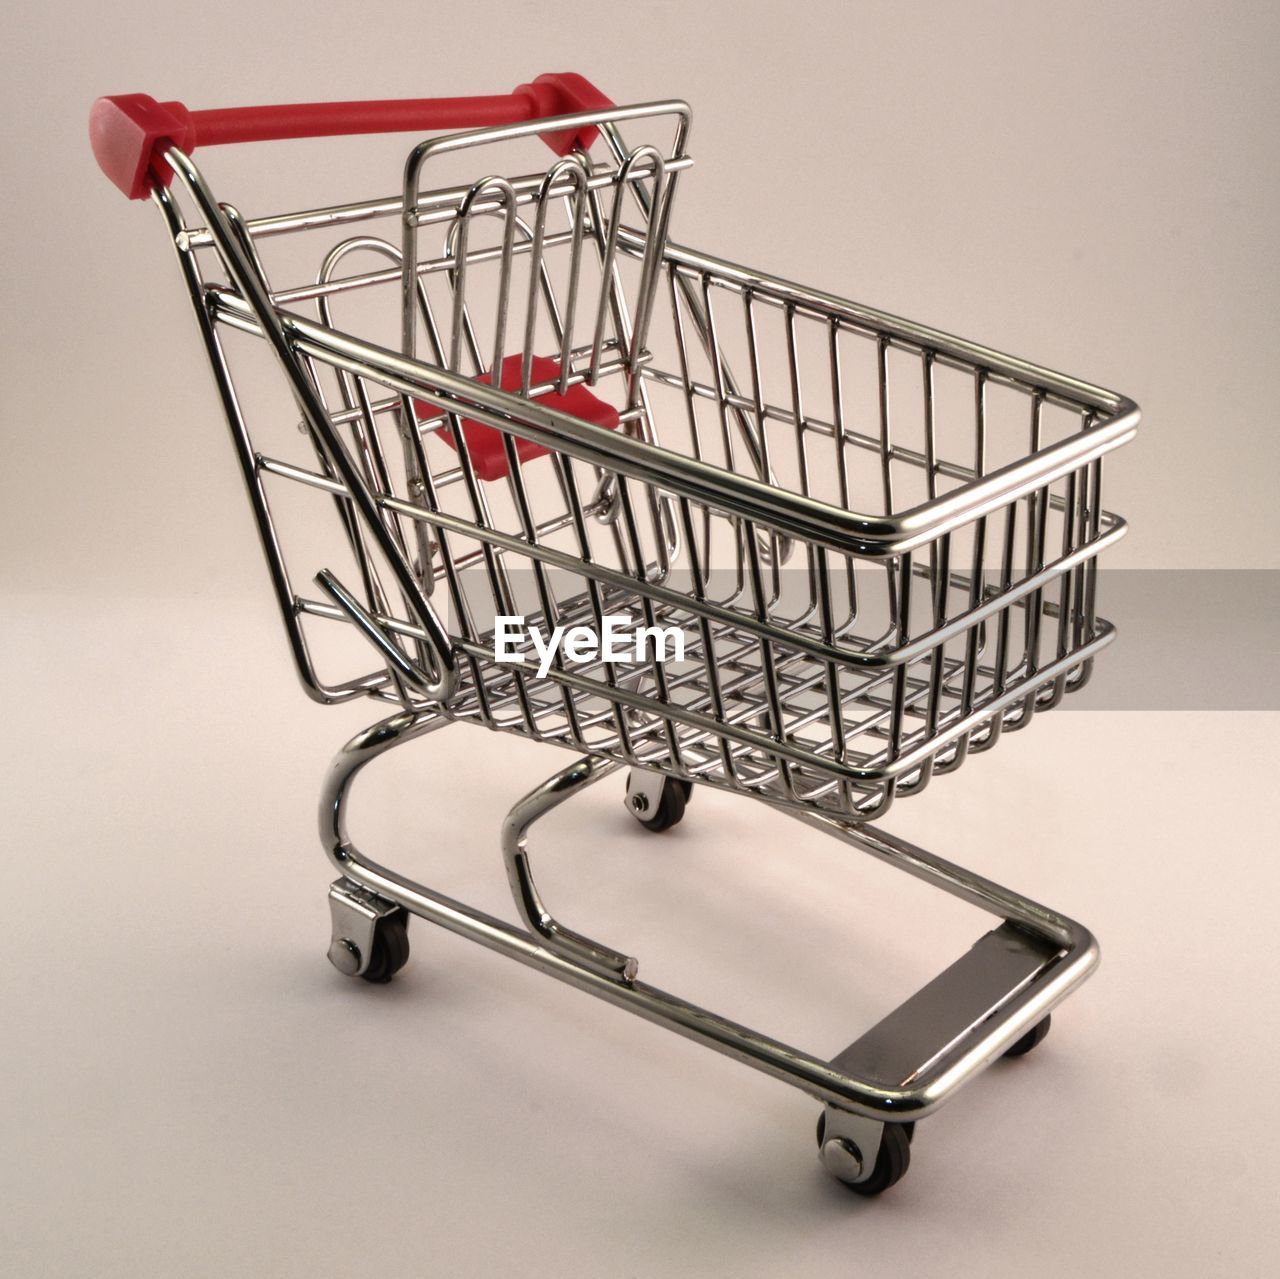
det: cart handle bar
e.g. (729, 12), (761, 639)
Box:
(90, 73), (613, 200)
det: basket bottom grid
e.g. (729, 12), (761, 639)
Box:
(431, 583), (1085, 819)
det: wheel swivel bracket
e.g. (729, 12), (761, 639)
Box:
(327, 877), (403, 978)
(819, 1106), (888, 1184)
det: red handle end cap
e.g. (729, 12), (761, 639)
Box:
(515, 73), (614, 156)
(90, 95), (196, 199)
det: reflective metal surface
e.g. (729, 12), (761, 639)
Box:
(326, 878), (403, 978)
(819, 1108), (887, 1185)
(317, 704), (1098, 1121)
(623, 767), (668, 817)
(112, 94), (1137, 1182)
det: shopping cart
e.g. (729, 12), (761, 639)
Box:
(90, 74), (1139, 1195)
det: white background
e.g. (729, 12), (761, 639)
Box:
(3, 2), (1278, 1274)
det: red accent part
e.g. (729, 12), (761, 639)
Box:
(90, 74), (613, 199)
(514, 73), (614, 156)
(89, 95), (197, 200)
(416, 355), (620, 482)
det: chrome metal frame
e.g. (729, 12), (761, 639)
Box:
(321, 705), (1097, 1138)
(129, 98), (1137, 1185)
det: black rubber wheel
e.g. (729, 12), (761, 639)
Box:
(816, 1112), (913, 1196)
(628, 774), (692, 833)
(360, 911), (410, 984)
(1003, 1014), (1051, 1059)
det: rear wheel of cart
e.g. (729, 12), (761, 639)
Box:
(626, 773), (692, 832)
(360, 911), (411, 984)
(1003, 1014), (1051, 1058)
(816, 1111), (912, 1196)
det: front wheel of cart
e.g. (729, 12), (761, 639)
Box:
(626, 773), (692, 833)
(816, 1112), (912, 1196)
(1003, 1014), (1051, 1058)
(328, 907), (411, 984)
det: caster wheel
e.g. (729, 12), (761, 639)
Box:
(359, 911), (410, 984)
(1003, 1014), (1051, 1059)
(627, 773), (692, 833)
(817, 1112), (912, 1196)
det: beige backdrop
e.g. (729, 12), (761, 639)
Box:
(3, 3), (1278, 1276)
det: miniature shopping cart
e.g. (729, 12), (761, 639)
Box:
(90, 74), (1138, 1195)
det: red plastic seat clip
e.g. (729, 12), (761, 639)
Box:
(416, 355), (620, 481)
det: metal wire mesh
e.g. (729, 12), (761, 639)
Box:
(156, 103), (1134, 822)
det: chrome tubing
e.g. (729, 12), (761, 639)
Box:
(321, 708), (1097, 1119)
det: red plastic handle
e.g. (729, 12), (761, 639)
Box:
(90, 73), (613, 200)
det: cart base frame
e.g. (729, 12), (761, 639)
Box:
(322, 708), (1098, 1190)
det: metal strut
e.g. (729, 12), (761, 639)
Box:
(501, 754), (637, 983)
(319, 707), (1099, 1123)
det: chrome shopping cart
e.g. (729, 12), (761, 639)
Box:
(90, 74), (1139, 1195)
